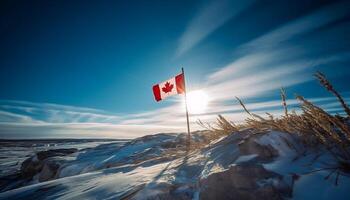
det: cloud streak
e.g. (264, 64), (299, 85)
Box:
(240, 1), (350, 51)
(0, 93), (348, 139)
(176, 0), (255, 56)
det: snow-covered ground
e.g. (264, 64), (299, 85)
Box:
(0, 130), (349, 200)
(0, 139), (124, 177)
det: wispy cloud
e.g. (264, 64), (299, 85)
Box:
(0, 93), (348, 139)
(0, 122), (183, 139)
(0, 100), (187, 138)
(205, 53), (350, 102)
(207, 49), (295, 83)
(201, 1), (350, 103)
(240, 1), (350, 51)
(176, 0), (255, 56)
(0, 110), (42, 123)
(0, 100), (121, 123)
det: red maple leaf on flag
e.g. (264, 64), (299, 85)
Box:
(162, 82), (174, 93)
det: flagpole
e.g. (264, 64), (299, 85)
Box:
(182, 67), (191, 149)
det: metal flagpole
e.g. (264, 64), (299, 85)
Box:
(182, 67), (191, 148)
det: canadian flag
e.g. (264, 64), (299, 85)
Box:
(152, 73), (185, 102)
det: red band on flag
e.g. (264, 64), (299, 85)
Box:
(152, 84), (161, 102)
(175, 73), (185, 94)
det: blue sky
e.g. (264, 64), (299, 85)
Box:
(1, 0), (350, 138)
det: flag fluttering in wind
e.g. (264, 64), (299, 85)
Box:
(152, 73), (185, 102)
(152, 68), (191, 148)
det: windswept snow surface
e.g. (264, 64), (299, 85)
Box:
(0, 130), (349, 200)
(261, 133), (350, 200)
(0, 139), (121, 177)
(0, 162), (170, 200)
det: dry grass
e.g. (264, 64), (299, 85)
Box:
(201, 72), (350, 173)
(197, 115), (240, 140)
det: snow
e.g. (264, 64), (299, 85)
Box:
(293, 172), (350, 200)
(235, 154), (258, 163)
(0, 140), (121, 177)
(57, 134), (178, 178)
(257, 131), (350, 200)
(1, 130), (349, 199)
(0, 162), (171, 200)
(256, 131), (299, 157)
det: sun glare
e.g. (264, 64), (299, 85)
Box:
(186, 90), (209, 114)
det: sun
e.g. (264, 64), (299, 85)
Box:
(185, 90), (209, 114)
